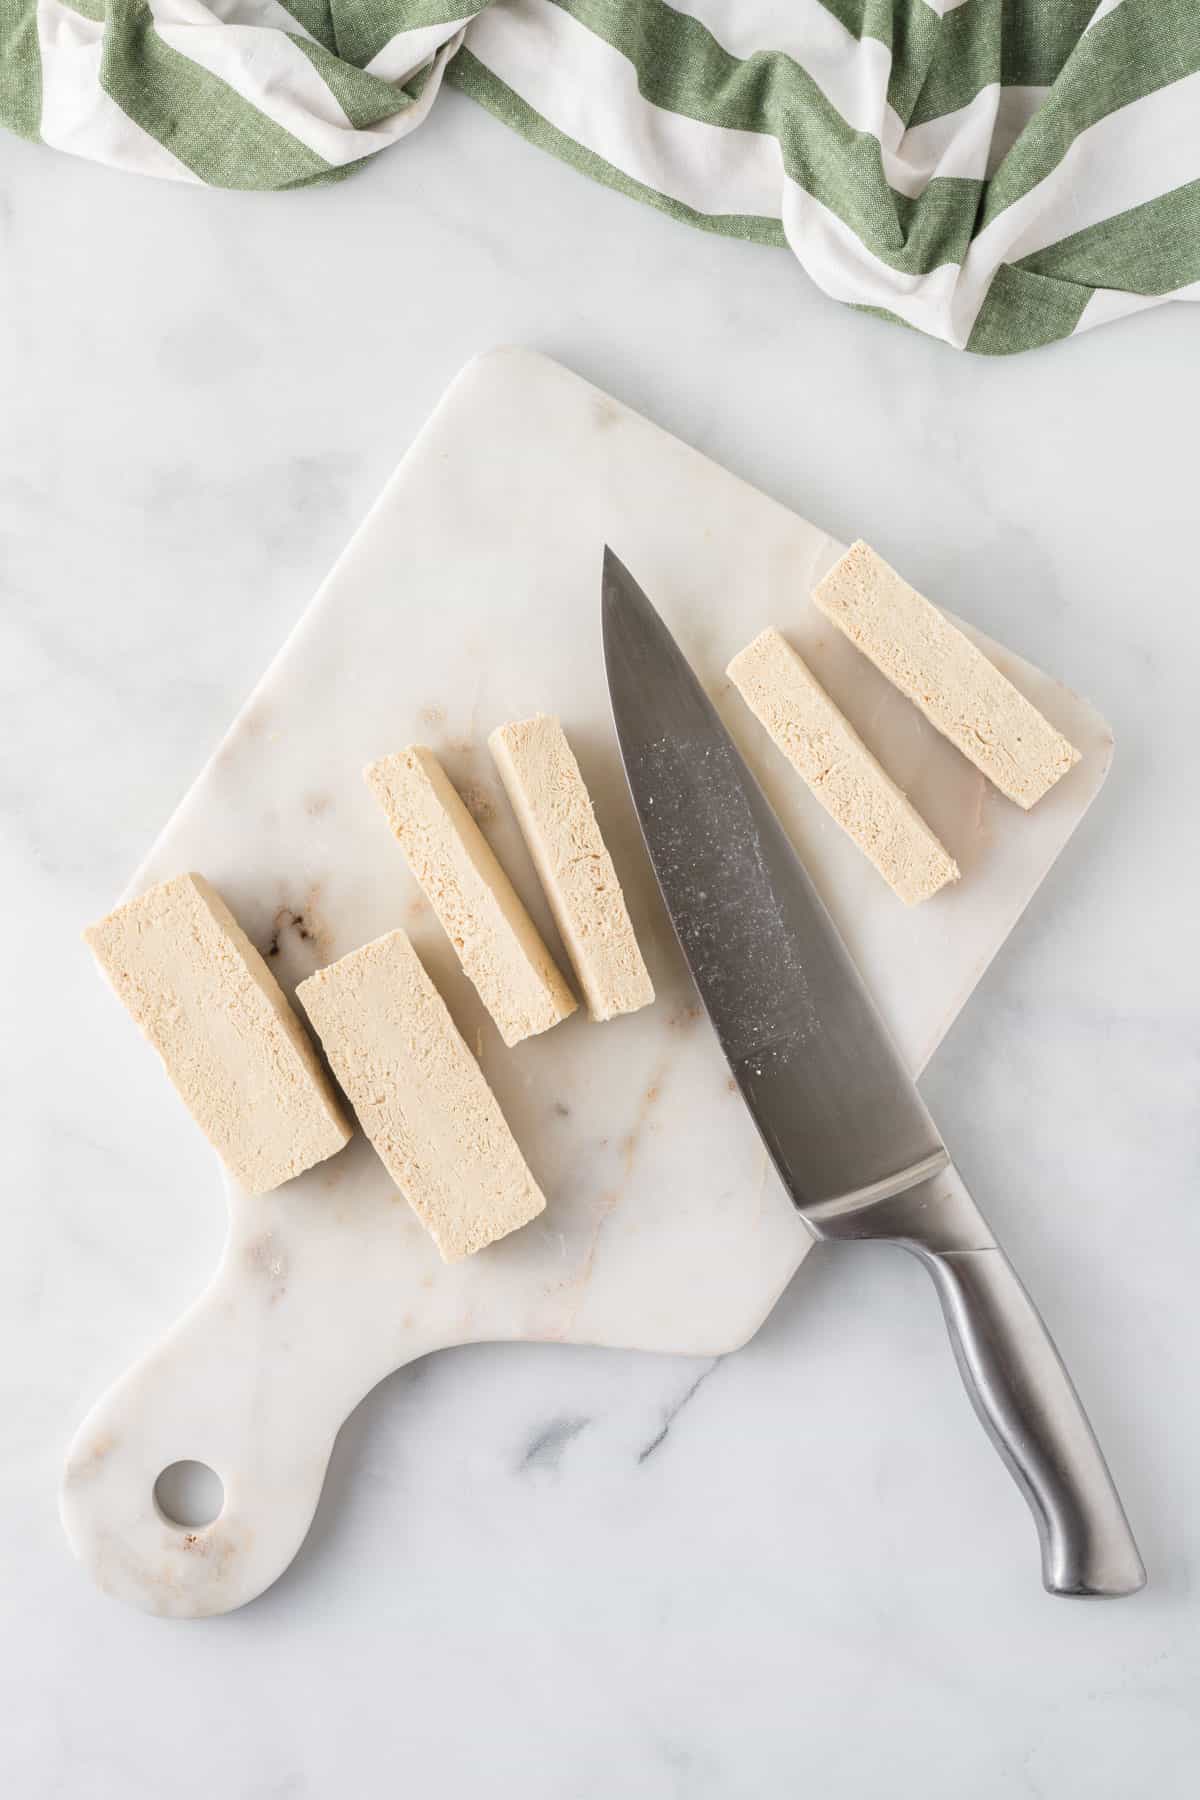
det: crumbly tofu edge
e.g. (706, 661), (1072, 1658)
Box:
(84, 872), (351, 1195)
(363, 746), (576, 1046)
(727, 629), (959, 906)
(297, 929), (546, 1261)
(812, 541), (1081, 810)
(488, 715), (654, 1022)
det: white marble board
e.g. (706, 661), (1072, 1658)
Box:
(60, 348), (1113, 1617)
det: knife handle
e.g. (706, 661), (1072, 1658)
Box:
(828, 1164), (1146, 1597)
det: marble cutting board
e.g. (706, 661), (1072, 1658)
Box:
(61, 348), (1113, 1617)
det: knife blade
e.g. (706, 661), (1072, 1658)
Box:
(602, 546), (1144, 1597)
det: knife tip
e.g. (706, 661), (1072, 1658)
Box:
(601, 546), (666, 671)
(600, 543), (625, 623)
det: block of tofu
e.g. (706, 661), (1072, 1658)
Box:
(488, 715), (654, 1023)
(364, 746), (576, 1047)
(297, 931), (546, 1260)
(812, 541), (1081, 809)
(84, 873), (351, 1195)
(728, 629), (960, 906)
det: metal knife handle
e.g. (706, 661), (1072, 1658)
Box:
(825, 1164), (1146, 1597)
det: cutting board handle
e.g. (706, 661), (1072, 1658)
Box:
(59, 1252), (448, 1617)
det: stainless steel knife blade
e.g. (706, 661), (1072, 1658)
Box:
(601, 544), (944, 1221)
(601, 545), (1144, 1597)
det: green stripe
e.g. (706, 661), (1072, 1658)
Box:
(543, 0), (1197, 283)
(549, 0), (984, 274)
(979, 0), (1200, 230)
(329, 0), (484, 71)
(276, 0), (340, 55)
(999, 0), (1105, 85)
(291, 35), (416, 126)
(894, 1), (996, 129)
(900, 2), (1101, 132)
(884, 1), (943, 124)
(60, 0), (108, 19)
(808, 1), (882, 44)
(1017, 177), (1200, 295)
(809, 0), (921, 56)
(406, 55), (440, 102)
(99, 0), (335, 188)
(447, 47), (786, 243)
(0, 0), (41, 143)
(818, 3), (1112, 133)
(891, 180), (982, 271)
(965, 262), (1092, 353)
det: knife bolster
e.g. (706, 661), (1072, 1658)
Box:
(812, 1156), (988, 1251)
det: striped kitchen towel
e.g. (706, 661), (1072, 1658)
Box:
(3, 0), (1198, 353)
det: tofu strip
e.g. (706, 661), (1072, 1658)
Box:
(728, 629), (959, 906)
(488, 715), (654, 1023)
(298, 931), (546, 1261)
(84, 873), (350, 1195)
(812, 542), (1081, 809)
(365, 747), (576, 1047)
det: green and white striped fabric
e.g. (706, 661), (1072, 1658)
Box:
(4, 0), (1199, 352)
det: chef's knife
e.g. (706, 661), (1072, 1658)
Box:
(602, 547), (1144, 1597)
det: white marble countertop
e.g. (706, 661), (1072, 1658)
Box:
(3, 92), (1198, 1798)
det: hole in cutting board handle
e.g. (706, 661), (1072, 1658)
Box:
(154, 1461), (224, 1529)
